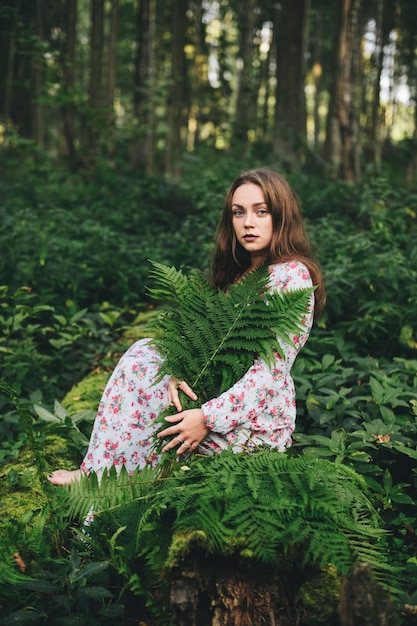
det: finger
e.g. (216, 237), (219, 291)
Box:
(163, 414), (184, 425)
(168, 379), (183, 412)
(161, 435), (185, 453)
(177, 380), (197, 401)
(157, 419), (182, 439)
(172, 393), (182, 412)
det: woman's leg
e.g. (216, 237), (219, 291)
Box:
(48, 339), (170, 485)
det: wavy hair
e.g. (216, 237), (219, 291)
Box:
(209, 168), (326, 317)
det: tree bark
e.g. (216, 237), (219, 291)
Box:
(86, 0), (104, 152)
(164, 0), (188, 179)
(131, 0), (156, 173)
(32, 0), (45, 148)
(273, 0), (310, 168)
(188, 0), (209, 151)
(168, 552), (298, 626)
(323, 0), (365, 181)
(339, 563), (396, 626)
(232, 0), (258, 150)
(8, 1), (36, 138)
(368, 0), (384, 169)
(107, 0), (119, 115)
(61, 0), (78, 166)
(312, 0), (324, 151)
(165, 551), (395, 626)
(3, 0), (20, 123)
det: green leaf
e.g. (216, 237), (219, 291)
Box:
(33, 404), (63, 424)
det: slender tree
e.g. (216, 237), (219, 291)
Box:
(2, 0), (19, 124)
(85, 0), (104, 151)
(107, 0), (119, 115)
(311, 0), (324, 150)
(187, 0), (210, 151)
(368, 0), (385, 169)
(397, 0), (417, 183)
(273, 0), (310, 167)
(164, 0), (188, 178)
(32, 0), (45, 148)
(231, 0), (258, 149)
(60, 0), (78, 166)
(324, 0), (365, 180)
(132, 0), (156, 172)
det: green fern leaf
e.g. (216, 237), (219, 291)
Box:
(147, 262), (314, 451)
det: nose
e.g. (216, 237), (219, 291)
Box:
(244, 212), (254, 228)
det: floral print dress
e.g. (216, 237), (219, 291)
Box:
(80, 261), (314, 477)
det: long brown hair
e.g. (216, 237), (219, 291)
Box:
(209, 167), (326, 317)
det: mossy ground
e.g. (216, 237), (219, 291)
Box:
(1, 311), (155, 524)
(0, 434), (78, 521)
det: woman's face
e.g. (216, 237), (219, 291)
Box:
(231, 183), (273, 268)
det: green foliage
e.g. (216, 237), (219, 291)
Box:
(0, 385), (126, 624)
(0, 168), (213, 311)
(0, 285), (128, 402)
(290, 334), (417, 603)
(145, 261), (312, 463)
(2, 160), (417, 622)
(63, 451), (393, 591)
(299, 175), (417, 359)
(148, 261), (313, 399)
(0, 286), (132, 466)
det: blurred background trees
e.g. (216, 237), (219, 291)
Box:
(1, 0), (417, 182)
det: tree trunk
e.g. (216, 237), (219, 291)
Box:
(188, 0), (209, 151)
(33, 0), (45, 148)
(131, 0), (156, 173)
(61, 0), (78, 167)
(8, 1), (36, 139)
(312, 0), (324, 151)
(339, 563), (396, 626)
(232, 0), (258, 150)
(167, 552), (301, 625)
(164, 0), (187, 179)
(368, 0), (384, 170)
(163, 548), (395, 625)
(85, 0), (104, 152)
(324, 0), (364, 181)
(3, 0), (19, 123)
(273, 0), (310, 168)
(106, 0), (119, 116)
(258, 28), (273, 144)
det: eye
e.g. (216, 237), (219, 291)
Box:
(232, 208), (244, 217)
(257, 207), (269, 216)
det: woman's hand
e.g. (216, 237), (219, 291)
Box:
(167, 378), (197, 412)
(158, 408), (209, 455)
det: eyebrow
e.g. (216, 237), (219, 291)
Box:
(231, 201), (268, 208)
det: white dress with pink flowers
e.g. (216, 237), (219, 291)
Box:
(80, 261), (314, 477)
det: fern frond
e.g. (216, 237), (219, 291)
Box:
(147, 262), (314, 444)
(66, 449), (395, 588)
(65, 464), (158, 521)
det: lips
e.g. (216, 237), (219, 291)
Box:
(243, 235), (258, 241)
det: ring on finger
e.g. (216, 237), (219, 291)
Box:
(177, 438), (184, 444)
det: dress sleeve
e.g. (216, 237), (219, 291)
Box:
(201, 261), (314, 435)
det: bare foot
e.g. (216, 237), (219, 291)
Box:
(47, 469), (82, 486)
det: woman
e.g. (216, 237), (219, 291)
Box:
(48, 168), (325, 485)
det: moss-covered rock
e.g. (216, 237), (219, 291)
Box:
(62, 368), (110, 414)
(0, 434), (77, 521)
(297, 564), (340, 625)
(1, 309), (156, 525)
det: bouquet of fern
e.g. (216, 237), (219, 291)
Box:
(147, 261), (314, 451)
